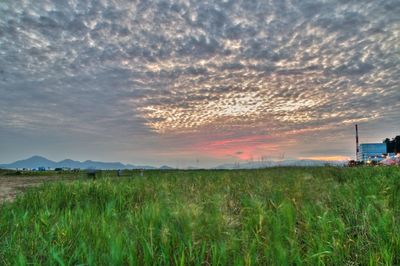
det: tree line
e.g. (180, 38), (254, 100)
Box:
(383, 136), (400, 154)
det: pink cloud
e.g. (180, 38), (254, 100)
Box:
(192, 135), (284, 160)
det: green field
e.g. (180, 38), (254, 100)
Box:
(0, 167), (399, 265)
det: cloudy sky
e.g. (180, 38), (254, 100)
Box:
(0, 0), (399, 167)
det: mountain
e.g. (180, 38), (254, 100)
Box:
(0, 156), (160, 170)
(0, 155), (57, 169)
(127, 164), (157, 170)
(58, 159), (84, 169)
(159, 165), (175, 170)
(82, 160), (126, 170)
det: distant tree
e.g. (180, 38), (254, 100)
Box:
(384, 137), (396, 153)
(395, 136), (400, 153)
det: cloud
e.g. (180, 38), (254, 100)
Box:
(0, 0), (399, 165)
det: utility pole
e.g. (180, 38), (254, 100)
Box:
(355, 124), (359, 161)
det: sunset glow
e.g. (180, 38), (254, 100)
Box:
(299, 156), (352, 162)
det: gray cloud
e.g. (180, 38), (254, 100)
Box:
(0, 0), (399, 165)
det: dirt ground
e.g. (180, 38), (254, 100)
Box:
(0, 175), (74, 203)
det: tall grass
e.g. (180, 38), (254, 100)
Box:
(0, 167), (399, 265)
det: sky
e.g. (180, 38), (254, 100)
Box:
(0, 0), (399, 167)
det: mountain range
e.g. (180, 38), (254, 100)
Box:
(0, 156), (346, 170)
(0, 156), (159, 170)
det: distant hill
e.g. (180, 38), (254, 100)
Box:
(159, 165), (175, 170)
(0, 156), (347, 171)
(0, 156), (158, 170)
(0, 156), (57, 169)
(214, 160), (347, 169)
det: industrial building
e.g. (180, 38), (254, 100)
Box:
(355, 124), (399, 163)
(358, 143), (387, 162)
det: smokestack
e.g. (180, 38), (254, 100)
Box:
(355, 124), (359, 161)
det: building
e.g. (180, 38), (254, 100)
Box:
(358, 143), (387, 162)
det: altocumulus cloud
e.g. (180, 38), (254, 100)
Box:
(0, 0), (399, 165)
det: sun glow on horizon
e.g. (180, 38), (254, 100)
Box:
(299, 156), (351, 161)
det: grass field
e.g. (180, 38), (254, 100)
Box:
(0, 167), (399, 265)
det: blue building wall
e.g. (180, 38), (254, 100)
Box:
(359, 143), (387, 162)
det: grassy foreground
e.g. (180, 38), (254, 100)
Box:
(0, 167), (399, 265)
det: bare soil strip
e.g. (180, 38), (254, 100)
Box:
(0, 175), (73, 203)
